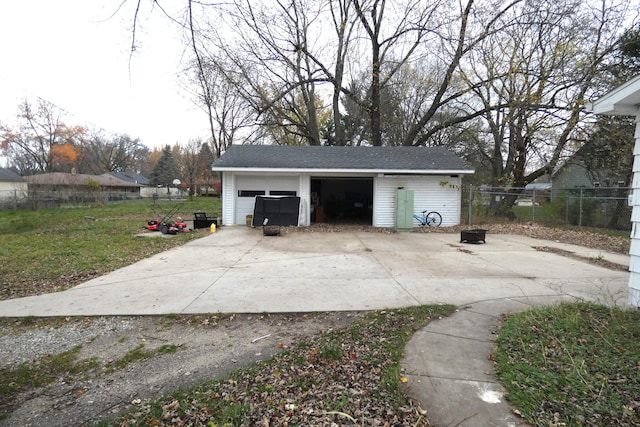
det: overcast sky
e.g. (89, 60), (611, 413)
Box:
(0, 1), (208, 149)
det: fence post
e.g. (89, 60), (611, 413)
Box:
(532, 189), (536, 221)
(579, 187), (584, 227)
(468, 184), (473, 225)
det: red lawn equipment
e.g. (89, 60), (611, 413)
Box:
(146, 202), (189, 234)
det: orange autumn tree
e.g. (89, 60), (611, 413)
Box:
(50, 143), (79, 172)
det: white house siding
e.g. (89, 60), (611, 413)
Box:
(226, 173), (302, 225)
(628, 122), (640, 307)
(374, 175), (462, 227)
(0, 181), (28, 203)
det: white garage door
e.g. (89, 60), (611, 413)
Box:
(234, 175), (300, 224)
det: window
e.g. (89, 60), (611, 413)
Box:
(238, 190), (265, 197)
(270, 190), (297, 196)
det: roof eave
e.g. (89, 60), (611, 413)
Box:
(589, 74), (640, 116)
(212, 167), (474, 175)
(588, 101), (640, 116)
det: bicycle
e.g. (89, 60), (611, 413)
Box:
(413, 210), (442, 227)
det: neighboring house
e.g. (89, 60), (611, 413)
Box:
(102, 171), (158, 198)
(589, 74), (640, 308)
(0, 167), (28, 208)
(552, 158), (594, 191)
(552, 144), (629, 195)
(212, 145), (474, 227)
(27, 172), (142, 202)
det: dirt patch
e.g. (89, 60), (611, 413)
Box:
(283, 222), (630, 255)
(533, 246), (628, 271)
(0, 312), (361, 426)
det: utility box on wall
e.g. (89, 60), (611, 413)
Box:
(395, 188), (414, 231)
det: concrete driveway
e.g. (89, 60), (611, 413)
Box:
(0, 226), (629, 317)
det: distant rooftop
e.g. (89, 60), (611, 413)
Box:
(105, 171), (150, 185)
(0, 167), (25, 182)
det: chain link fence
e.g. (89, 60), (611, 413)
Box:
(463, 184), (632, 231)
(0, 189), (148, 210)
(2, 185), (633, 232)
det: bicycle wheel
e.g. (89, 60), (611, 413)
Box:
(425, 211), (442, 226)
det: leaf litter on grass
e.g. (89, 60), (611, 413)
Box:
(494, 302), (640, 427)
(108, 305), (456, 427)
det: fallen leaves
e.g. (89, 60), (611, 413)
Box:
(112, 306), (455, 426)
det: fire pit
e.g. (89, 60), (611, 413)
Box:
(263, 225), (280, 236)
(460, 229), (487, 244)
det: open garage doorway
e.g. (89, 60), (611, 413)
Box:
(311, 177), (373, 225)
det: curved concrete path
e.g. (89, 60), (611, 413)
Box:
(402, 296), (572, 427)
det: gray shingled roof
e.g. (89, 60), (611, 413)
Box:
(212, 145), (472, 173)
(0, 168), (25, 182)
(104, 171), (150, 186)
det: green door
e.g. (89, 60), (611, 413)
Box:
(395, 189), (414, 231)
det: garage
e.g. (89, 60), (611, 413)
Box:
(310, 177), (373, 224)
(212, 145), (473, 228)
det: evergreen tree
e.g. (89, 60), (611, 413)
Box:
(149, 145), (179, 190)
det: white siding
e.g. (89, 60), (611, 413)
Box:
(223, 173), (303, 226)
(221, 172), (235, 226)
(629, 120), (640, 307)
(374, 175), (462, 227)
(299, 173), (311, 226)
(222, 171), (464, 229)
(0, 181), (28, 202)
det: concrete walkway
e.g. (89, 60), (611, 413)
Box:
(402, 296), (574, 427)
(0, 226), (630, 426)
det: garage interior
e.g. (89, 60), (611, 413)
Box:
(310, 177), (373, 224)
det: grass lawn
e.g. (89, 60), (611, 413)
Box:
(494, 302), (640, 426)
(0, 199), (221, 299)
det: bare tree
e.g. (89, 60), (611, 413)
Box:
(0, 98), (82, 174)
(186, 1), (256, 156)
(324, 0), (356, 145)
(349, 0), (435, 145)
(184, 0), (330, 146)
(129, 0), (636, 170)
(79, 131), (148, 174)
(178, 138), (201, 199)
(462, 0), (633, 215)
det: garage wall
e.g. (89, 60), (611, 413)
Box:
(374, 175), (463, 227)
(221, 172), (235, 226)
(222, 171), (464, 228)
(299, 173), (311, 226)
(221, 173), (305, 226)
